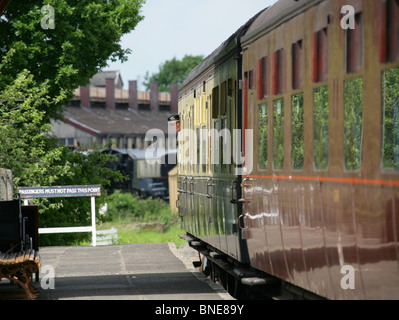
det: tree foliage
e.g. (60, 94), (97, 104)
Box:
(0, 0), (145, 245)
(0, 0), (145, 121)
(0, 50), (69, 188)
(143, 55), (204, 92)
(0, 52), (125, 245)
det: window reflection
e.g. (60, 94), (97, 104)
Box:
(382, 67), (399, 171)
(292, 93), (304, 170)
(273, 98), (284, 170)
(258, 103), (268, 170)
(344, 77), (363, 171)
(313, 86), (329, 170)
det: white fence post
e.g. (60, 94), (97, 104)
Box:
(91, 196), (96, 247)
(18, 185), (101, 247)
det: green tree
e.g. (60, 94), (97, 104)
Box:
(143, 55), (204, 92)
(0, 0), (145, 121)
(0, 52), (124, 245)
(0, 50), (69, 188)
(0, 0), (142, 245)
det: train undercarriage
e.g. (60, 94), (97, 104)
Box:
(179, 233), (325, 300)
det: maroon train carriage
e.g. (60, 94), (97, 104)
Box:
(178, 0), (398, 300)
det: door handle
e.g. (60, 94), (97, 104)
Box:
(239, 177), (253, 203)
(238, 213), (249, 231)
(178, 176), (187, 194)
(206, 178), (215, 199)
(188, 177), (194, 195)
(230, 179), (239, 204)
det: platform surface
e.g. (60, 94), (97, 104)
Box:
(30, 243), (233, 300)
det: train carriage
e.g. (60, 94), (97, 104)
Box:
(178, 0), (399, 300)
(177, 15), (262, 265)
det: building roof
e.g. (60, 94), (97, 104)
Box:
(89, 70), (124, 89)
(71, 87), (171, 105)
(62, 105), (172, 137)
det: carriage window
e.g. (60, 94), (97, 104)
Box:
(190, 116), (196, 173)
(312, 28), (328, 83)
(344, 77), (364, 171)
(292, 40), (303, 90)
(381, 0), (399, 63)
(313, 86), (329, 170)
(220, 81), (227, 116)
(272, 49), (286, 95)
(228, 79), (233, 97)
(248, 70), (254, 90)
(382, 67), (399, 171)
(387, 0), (399, 62)
(201, 95), (206, 124)
(273, 98), (284, 170)
(195, 97), (200, 127)
(196, 127), (200, 173)
(346, 13), (363, 73)
(213, 120), (220, 172)
(292, 93), (304, 170)
(257, 59), (263, 99)
(212, 86), (219, 119)
(257, 57), (269, 99)
(201, 125), (207, 173)
(258, 103), (269, 170)
(221, 117), (228, 173)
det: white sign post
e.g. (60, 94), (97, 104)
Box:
(18, 185), (101, 247)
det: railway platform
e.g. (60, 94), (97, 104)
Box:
(16, 243), (231, 300)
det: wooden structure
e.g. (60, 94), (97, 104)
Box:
(0, 169), (41, 299)
(0, 250), (41, 300)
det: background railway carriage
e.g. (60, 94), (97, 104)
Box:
(177, 15), (261, 267)
(178, 0), (399, 300)
(102, 148), (176, 200)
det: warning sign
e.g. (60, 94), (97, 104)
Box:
(18, 185), (101, 199)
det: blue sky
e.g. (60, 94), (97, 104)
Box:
(106, 0), (278, 90)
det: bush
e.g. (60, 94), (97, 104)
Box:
(106, 190), (174, 226)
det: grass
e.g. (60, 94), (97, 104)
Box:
(92, 191), (187, 248)
(112, 223), (186, 247)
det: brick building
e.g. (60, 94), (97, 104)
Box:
(51, 71), (178, 149)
